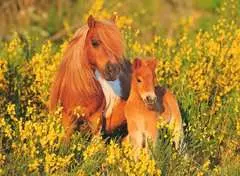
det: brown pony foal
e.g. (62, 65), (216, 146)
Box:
(124, 58), (184, 149)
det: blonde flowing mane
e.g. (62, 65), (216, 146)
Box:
(49, 20), (124, 113)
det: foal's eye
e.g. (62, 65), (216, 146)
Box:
(91, 39), (100, 48)
(137, 78), (142, 83)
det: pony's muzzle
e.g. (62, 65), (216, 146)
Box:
(104, 62), (121, 81)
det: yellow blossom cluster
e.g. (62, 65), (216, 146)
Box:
(4, 34), (22, 58)
(84, 0), (132, 29)
(0, 59), (7, 90)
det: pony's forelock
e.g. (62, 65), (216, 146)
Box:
(96, 21), (124, 60)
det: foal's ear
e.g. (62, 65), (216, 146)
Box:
(147, 58), (158, 71)
(133, 58), (142, 70)
(110, 14), (117, 23)
(88, 15), (96, 28)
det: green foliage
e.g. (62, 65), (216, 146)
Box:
(195, 0), (222, 11)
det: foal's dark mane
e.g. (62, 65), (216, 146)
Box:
(119, 59), (132, 100)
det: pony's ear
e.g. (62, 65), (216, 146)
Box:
(110, 15), (117, 23)
(88, 15), (96, 28)
(147, 58), (158, 71)
(133, 58), (142, 70)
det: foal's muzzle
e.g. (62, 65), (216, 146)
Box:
(103, 62), (121, 81)
(144, 95), (157, 109)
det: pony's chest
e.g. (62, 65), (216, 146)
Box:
(95, 71), (122, 117)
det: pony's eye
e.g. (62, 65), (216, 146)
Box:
(137, 78), (142, 83)
(91, 39), (100, 48)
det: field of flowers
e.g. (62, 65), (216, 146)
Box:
(0, 0), (240, 175)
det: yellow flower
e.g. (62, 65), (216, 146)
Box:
(106, 140), (121, 164)
(116, 16), (133, 28)
(0, 153), (6, 166)
(0, 59), (7, 90)
(28, 159), (40, 173)
(83, 136), (104, 160)
(5, 34), (21, 57)
(237, 119), (240, 136)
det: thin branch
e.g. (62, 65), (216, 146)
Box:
(48, 23), (82, 41)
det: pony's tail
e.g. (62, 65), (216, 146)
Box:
(49, 80), (60, 112)
(49, 65), (64, 112)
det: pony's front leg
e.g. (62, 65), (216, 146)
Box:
(88, 110), (104, 136)
(105, 100), (127, 133)
(84, 101), (106, 136)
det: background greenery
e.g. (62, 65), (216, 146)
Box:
(0, 0), (240, 175)
(0, 0), (235, 41)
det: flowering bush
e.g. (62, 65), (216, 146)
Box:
(0, 0), (240, 175)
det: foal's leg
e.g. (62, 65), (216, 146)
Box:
(129, 131), (145, 159)
(130, 131), (144, 148)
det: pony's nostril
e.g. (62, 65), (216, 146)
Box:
(106, 63), (111, 71)
(115, 64), (120, 73)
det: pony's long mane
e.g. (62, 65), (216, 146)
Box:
(49, 20), (124, 113)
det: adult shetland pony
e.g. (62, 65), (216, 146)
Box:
(124, 58), (184, 150)
(49, 15), (126, 142)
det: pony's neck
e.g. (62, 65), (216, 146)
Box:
(95, 70), (121, 118)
